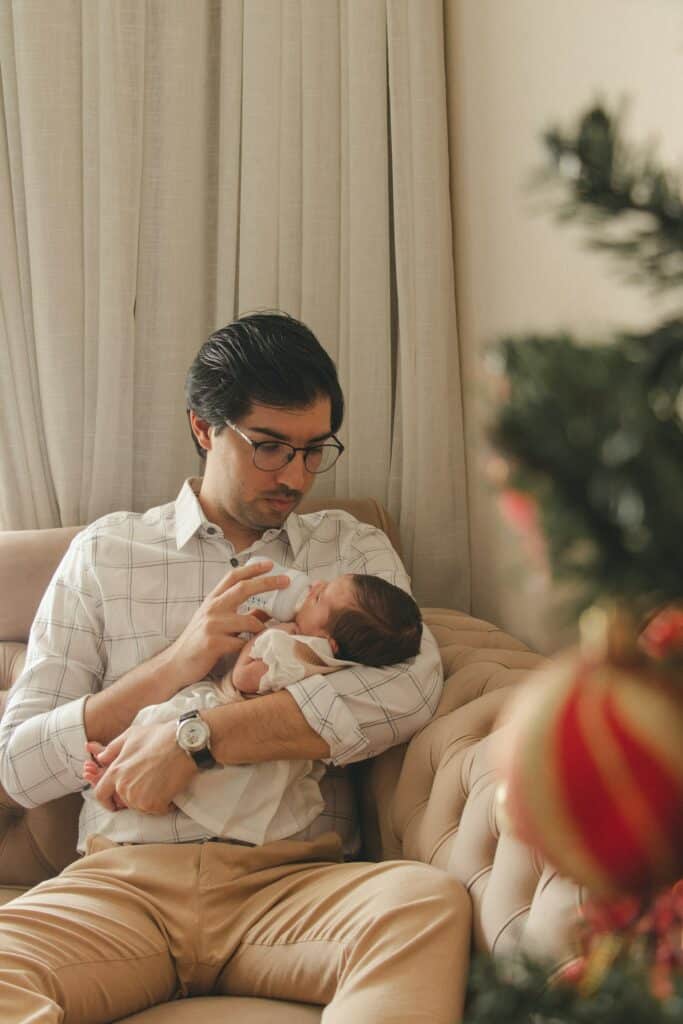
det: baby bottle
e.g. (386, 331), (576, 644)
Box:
(239, 557), (312, 621)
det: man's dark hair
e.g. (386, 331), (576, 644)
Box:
(330, 575), (423, 668)
(185, 312), (344, 458)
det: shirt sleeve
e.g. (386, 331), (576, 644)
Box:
(286, 520), (444, 766)
(0, 532), (105, 807)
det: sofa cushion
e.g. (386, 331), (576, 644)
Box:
(121, 995), (322, 1022)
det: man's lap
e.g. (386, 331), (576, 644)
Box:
(0, 833), (469, 1023)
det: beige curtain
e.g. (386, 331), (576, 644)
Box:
(0, 0), (469, 610)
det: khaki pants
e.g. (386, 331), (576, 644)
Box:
(0, 833), (470, 1023)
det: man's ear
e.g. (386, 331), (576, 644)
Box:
(189, 411), (213, 452)
(328, 637), (339, 656)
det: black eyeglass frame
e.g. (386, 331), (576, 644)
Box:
(224, 420), (345, 474)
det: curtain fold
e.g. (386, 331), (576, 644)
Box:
(2, 1), (87, 527)
(0, 4), (59, 529)
(333, 0), (393, 506)
(81, 1), (144, 522)
(132, 1), (221, 515)
(0, 0), (470, 610)
(386, 0), (470, 609)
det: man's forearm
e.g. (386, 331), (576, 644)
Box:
(203, 690), (330, 764)
(84, 644), (184, 744)
(89, 689), (330, 815)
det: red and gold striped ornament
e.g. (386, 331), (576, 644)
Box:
(497, 609), (683, 896)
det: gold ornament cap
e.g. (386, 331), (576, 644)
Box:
(579, 604), (639, 665)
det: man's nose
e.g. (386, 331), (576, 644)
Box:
(275, 451), (310, 492)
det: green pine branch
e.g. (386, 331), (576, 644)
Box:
(465, 954), (683, 1024)
(542, 106), (683, 290)
(490, 103), (683, 615)
(491, 324), (683, 614)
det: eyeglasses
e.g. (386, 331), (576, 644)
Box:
(225, 421), (345, 474)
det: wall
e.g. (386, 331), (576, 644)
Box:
(445, 0), (683, 652)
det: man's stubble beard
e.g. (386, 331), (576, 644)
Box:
(231, 487), (305, 532)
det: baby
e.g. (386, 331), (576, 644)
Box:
(83, 572), (422, 846)
(231, 571), (423, 693)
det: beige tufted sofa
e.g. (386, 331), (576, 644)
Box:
(0, 498), (581, 1022)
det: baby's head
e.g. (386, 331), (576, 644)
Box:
(294, 573), (423, 667)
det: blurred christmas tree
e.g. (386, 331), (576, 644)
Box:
(491, 106), (683, 620)
(466, 104), (683, 1023)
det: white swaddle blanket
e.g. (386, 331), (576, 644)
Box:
(89, 629), (354, 846)
(250, 628), (355, 692)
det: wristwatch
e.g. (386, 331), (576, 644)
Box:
(175, 710), (217, 771)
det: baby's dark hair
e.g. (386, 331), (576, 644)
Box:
(329, 575), (423, 667)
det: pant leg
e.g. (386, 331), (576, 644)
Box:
(0, 838), (184, 1024)
(0, 832), (343, 1022)
(0, 833), (470, 1024)
(211, 849), (471, 1024)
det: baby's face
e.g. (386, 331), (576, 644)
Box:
(294, 574), (357, 637)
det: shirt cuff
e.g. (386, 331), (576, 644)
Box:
(286, 676), (370, 766)
(51, 694), (91, 780)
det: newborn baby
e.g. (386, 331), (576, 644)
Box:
(232, 571), (423, 694)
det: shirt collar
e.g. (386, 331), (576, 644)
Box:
(174, 477), (301, 553)
(174, 478), (212, 550)
(281, 512), (305, 559)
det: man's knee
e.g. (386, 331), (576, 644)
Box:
(361, 861), (470, 932)
(334, 862), (471, 1014)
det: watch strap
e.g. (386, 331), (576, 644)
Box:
(191, 745), (217, 771)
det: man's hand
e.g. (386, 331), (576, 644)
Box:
(83, 742), (127, 809)
(84, 562), (292, 748)
(162, 560), (292, 690)
(89, 721), (196, 814)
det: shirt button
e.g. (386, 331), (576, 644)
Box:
(206, 526), (218, 536)
(230, 557), (239, 567)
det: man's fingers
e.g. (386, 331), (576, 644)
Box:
(208, 559), (275, 598)
(84, 740), (106, 765)
(225, 613), (270, 635)
(213, 573), (291, 612)
(94, 732), (127, 767)
(93, 770), (120, 812)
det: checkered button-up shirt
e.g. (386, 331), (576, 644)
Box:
(0, 480), (444, 853)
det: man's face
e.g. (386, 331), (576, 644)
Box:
(294, 574), (357, 638)
(200, 396), (333, 534)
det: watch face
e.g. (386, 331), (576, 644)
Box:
(179, 718), (209, 752)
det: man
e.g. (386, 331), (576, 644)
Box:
(0, 313), (470, 1023)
